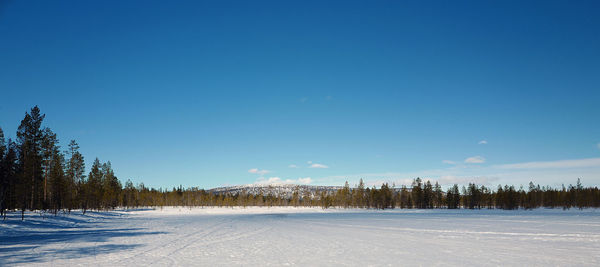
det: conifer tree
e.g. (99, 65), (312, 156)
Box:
(0, 128), (6, 217)
(423, 180), (433, 209)
(354, 179), (366, 208)
(446, 184), (460, 209)
(41, 128), (59, 207)
(16, 106), (46, 211)
(48, 149), (65, 214)
(433, 182), (443, 208)
(411, 178), (423, 208)
(86, 158), (103, 210)
(65, 140), (85, 211)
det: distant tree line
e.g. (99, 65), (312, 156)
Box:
(1, 107), (600, 220)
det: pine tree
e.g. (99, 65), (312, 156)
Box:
(16, 106), (46, 211)
(0, 127), (6, 217)
(399, 185), (410, 208)
(101, 161), (121, 209)
(48, 149), (65, 214)
(433, 182), (443, 208)
(576, 178), (584, 209)
(354, 179), (366, 208)
(0, 127), (5, 161)
(341, 181), (351, 208)
(65, 140), (85, 211)
(379, 183), (393, 209)
(446, 184), (460, 209)
(411, 178), (423, 208)
(423, 180), (433, 209)
(40, 128), (59, 208)
(86, 158), (103, 210)
(3, 141), (18, 218)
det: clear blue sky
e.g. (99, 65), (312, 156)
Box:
(1, 0), (599, 189)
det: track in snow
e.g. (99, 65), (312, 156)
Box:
(1, 207), (599, 266)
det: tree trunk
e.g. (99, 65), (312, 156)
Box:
(30, 181), (34, 210)
(44, 176), (47, 203)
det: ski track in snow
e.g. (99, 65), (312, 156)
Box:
(1, 207), (600, 266)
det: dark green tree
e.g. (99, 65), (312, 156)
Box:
(86, 158), (103, 211)
(433, 182), (443, 208)
(0, 127), (6, 217)
(48, 149), (65, 214)
(446, 184), (460, 209)
(41, 128), (59, 208)
(354, 179), (366, 208)
(423, 180), (433, 209)
(16, 106), (46, 211)
(65, 140), (85, 211)
(411, 178), (423, 208)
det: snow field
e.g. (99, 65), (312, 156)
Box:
(1, 207), (599, 266)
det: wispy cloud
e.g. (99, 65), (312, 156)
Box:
(494, 158), (600, 169)
(597, 143), (600, 150)
(254, 177), (313, 185)
(316, 157), (600, 188)
(465, 156), (485, 164)
(299, 97), (308, 103)
(288, 164), (299, 168)
(309, 163), (329, 169)
(478, 140), (488, 145)
(317, 171), (500, 188)
(442, 160), (456, 164)
(248, 168), (270, 175)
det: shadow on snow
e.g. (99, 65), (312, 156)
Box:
(0, 211), (166, 265)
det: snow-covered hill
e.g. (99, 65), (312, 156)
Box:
(208, 184), (345, 198)
(208, 184), (409, 198)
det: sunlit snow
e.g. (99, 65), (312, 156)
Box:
(1, 207), (599, 266)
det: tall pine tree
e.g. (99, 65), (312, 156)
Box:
(65, 140), (85, 211)
(16, 106), (46, 211)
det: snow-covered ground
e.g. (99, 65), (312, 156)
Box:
(1, 207), (599, 266)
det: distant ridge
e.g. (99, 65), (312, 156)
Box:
(208, 184), (409, 198)
(209, 184), (345, 198)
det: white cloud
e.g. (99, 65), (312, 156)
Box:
(253, 176), (313, 185)
(299, 97), (308, 103)
(597, 143), (600, 150)
(442, 160), (456, 164)
(288, 164), (299, 168)
(248, 168), (270, 175)
(309, 163), (329, 169)
(478, 140), (488, 145)
(254, 177), (283, 185)
(298, 177), (313, 184)
(494, 158), (600, 170)
(465, 156), (486, 164)
(316, 157), (600, 188)
(307, 161), (312, 164)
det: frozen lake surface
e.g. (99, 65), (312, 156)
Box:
(1, 207), (600, 266)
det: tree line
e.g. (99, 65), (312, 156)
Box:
(1, 107), (599, 220)
(324, 178), (600, 210)
(0, 106), (121, 219)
